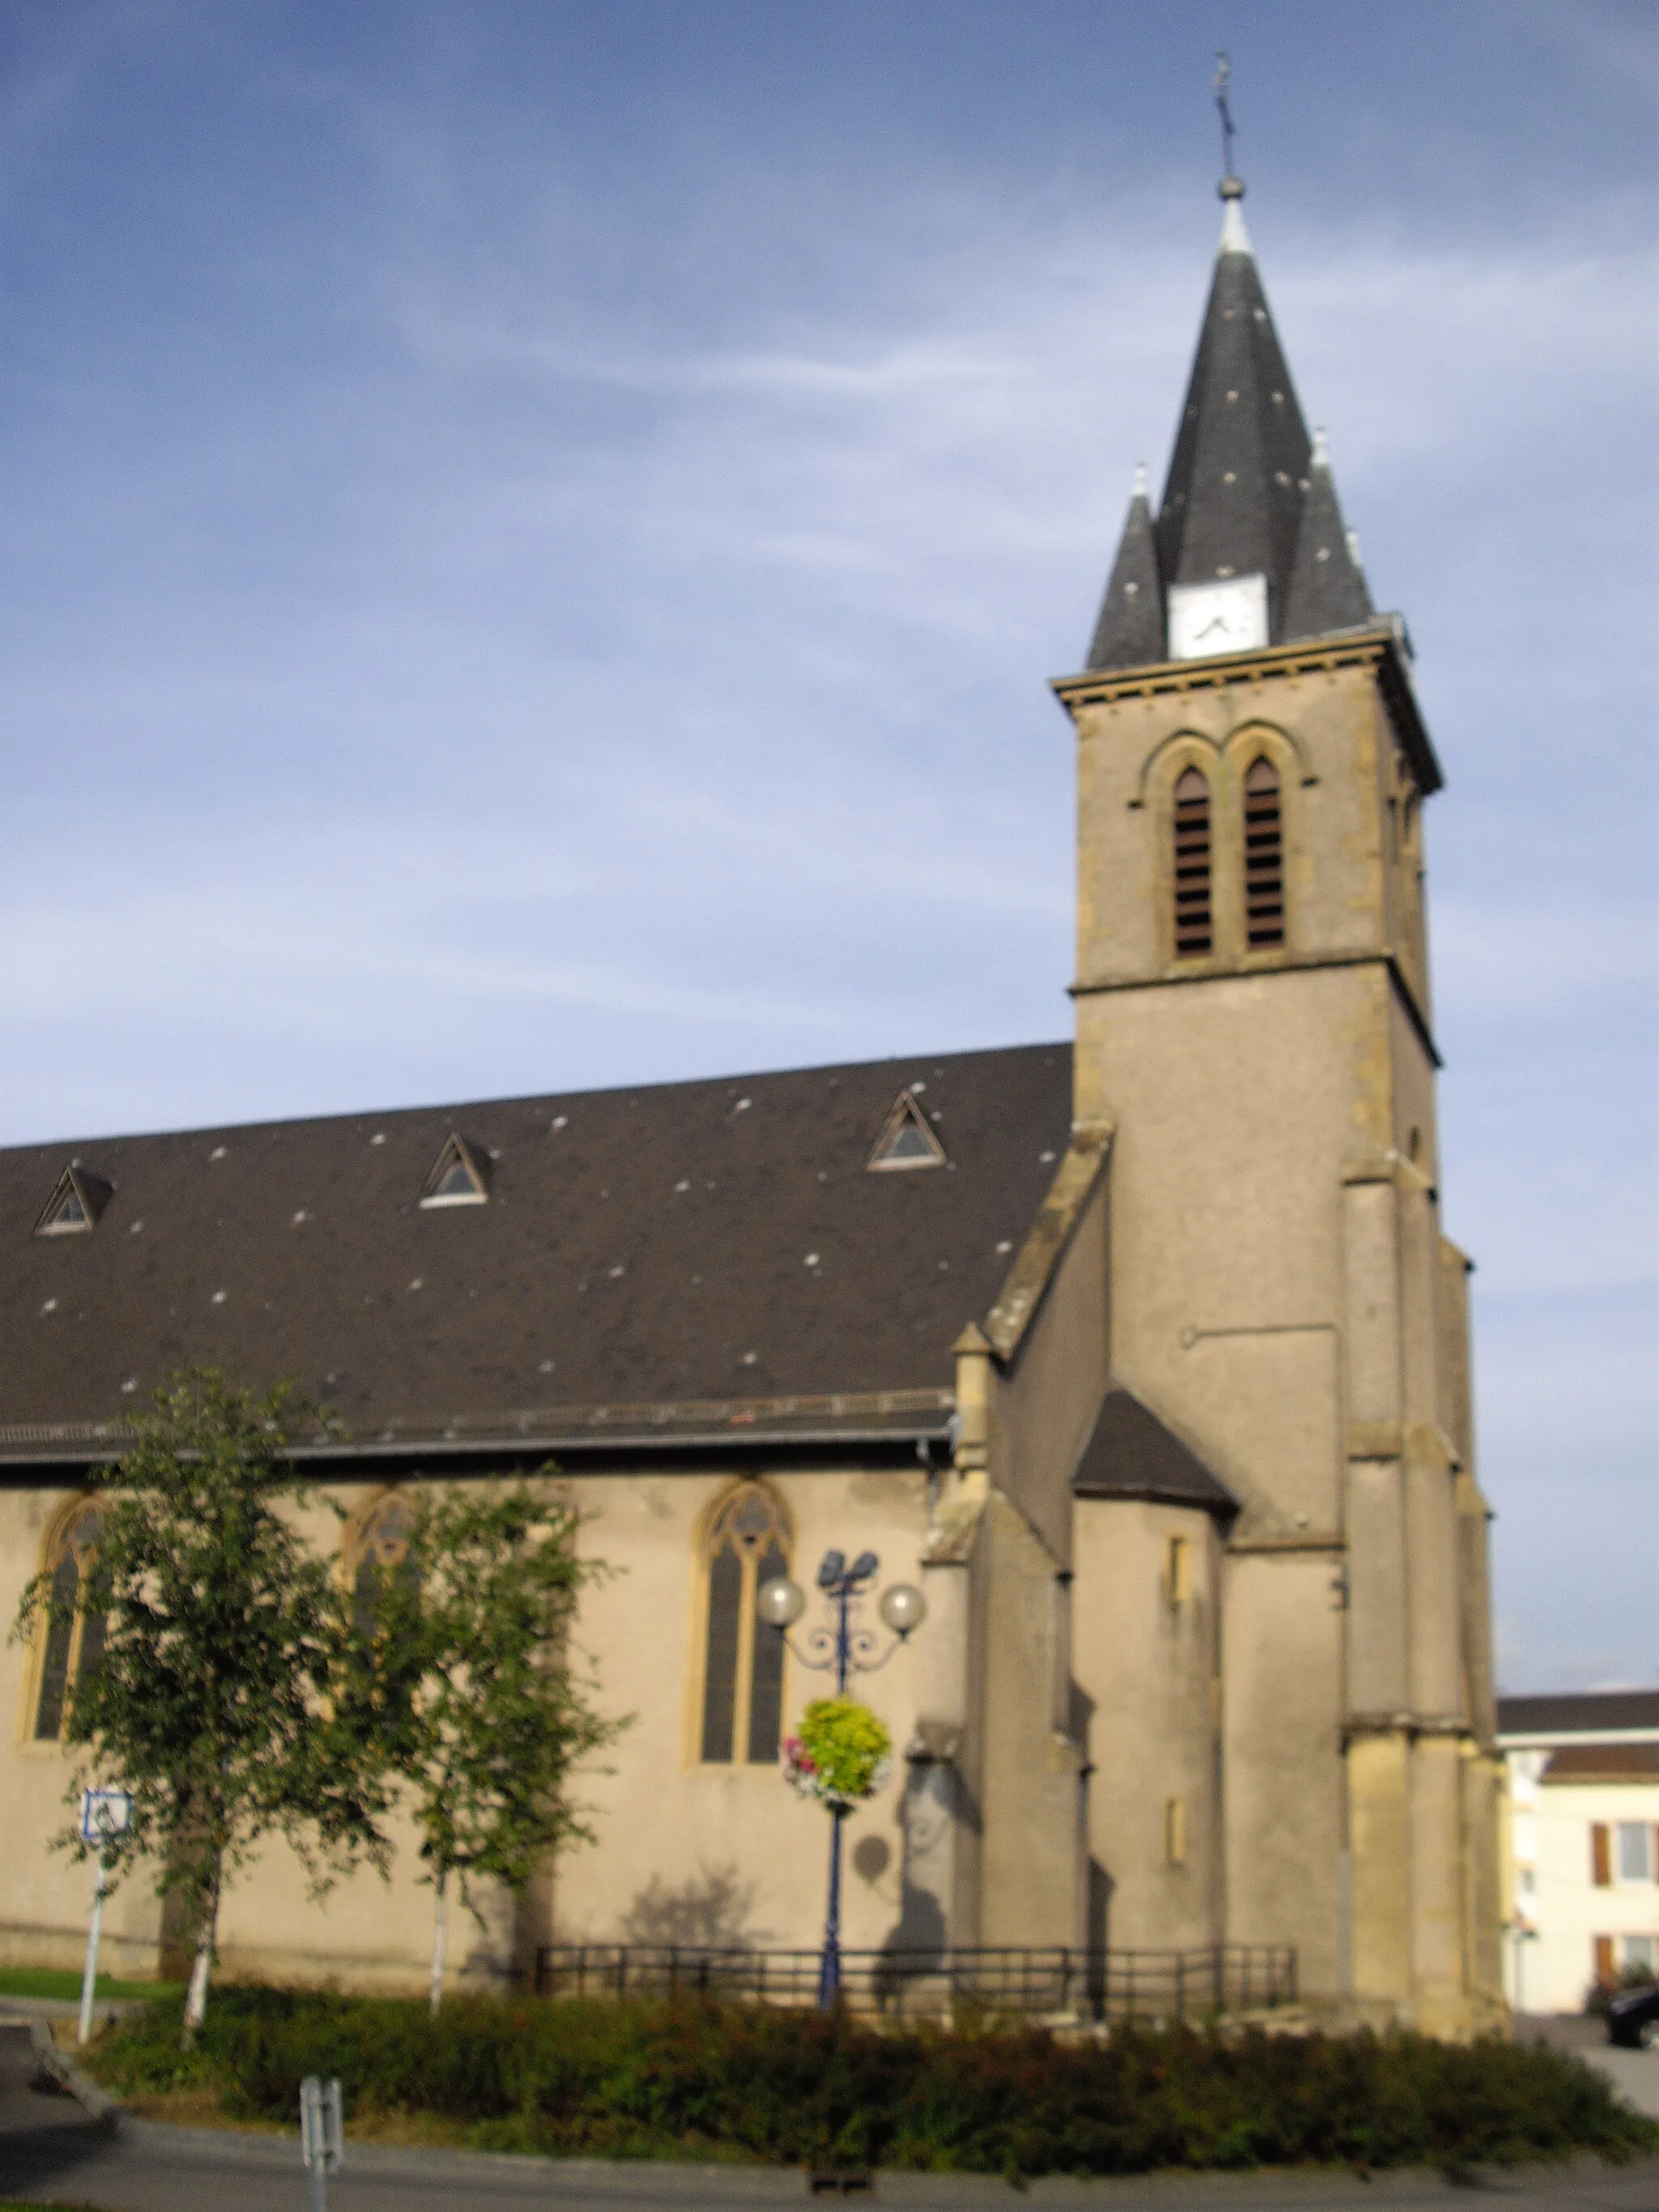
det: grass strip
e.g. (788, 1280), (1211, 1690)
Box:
(87, 1985), (1659, 2176)
(0, 1966), (182, 2003)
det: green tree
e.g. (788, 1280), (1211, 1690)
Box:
(356, 1478), (621, 2014)
(11, 1370), (389, 2044)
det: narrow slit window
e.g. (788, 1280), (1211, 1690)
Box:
(33, 1506), (106, 1741)
(699, 1485), (791, 1766)
(1164, 1795), (1188, 1868)
(1243, 756), (1286, 948)
(1166, 1533), (1191, 1607)
(1172, 767), (1213, 957)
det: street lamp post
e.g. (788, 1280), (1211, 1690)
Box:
(757, 1549), (927, 2007)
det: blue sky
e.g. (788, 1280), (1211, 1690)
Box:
(2, 1), (1655, 1690)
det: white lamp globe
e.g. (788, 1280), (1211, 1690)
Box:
(877, 1582), (928, 1639)
(757, 1575), (807, 1629)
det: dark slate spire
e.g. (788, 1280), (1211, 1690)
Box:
(1280, 426), (1372, 641)
(1083, 178), (1375, 670)
(1156, 179), (1312, 608)
(1085, 466), (1164, 670)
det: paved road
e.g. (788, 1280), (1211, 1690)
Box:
(2, 2023), (1657, 2212)
(1516, 2014), (1659, 2123)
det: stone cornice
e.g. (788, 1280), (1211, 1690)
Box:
(1051, 624), (1443, 799)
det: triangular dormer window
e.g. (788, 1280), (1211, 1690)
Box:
(418, 1135), (490, 1209)
(34, 1166), (113, 1238)
(866, 1090), (947, 1172)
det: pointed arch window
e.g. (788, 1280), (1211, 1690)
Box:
(347, 1492), (423, 1741)
(1172, 766), (1213, 957)
(352, 1492), (418, 1636)
(32, 1503), (107, 1741)
(1243, 756), (1285, 947)
(699, 1485), (791, 1766)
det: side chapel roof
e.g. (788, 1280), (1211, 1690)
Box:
(1070, 1383), (1237, 1519)
(0, 1043), (1073, 1465)
(1087, 182), (1372, 672)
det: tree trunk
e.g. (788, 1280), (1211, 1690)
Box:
(428, 1868), (450, 2017)
(180, 1869), (220, 2049)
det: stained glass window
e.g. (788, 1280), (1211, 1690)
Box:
(33, 1506), (105, 1741)
(699, 1485), (791, 1766)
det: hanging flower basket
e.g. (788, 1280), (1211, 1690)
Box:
(783, 1697), (892, 1809)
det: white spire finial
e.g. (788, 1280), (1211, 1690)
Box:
(1311, 424), (1330, 467)
(1132, 462), (1149, 501)
(1217, 173), (1250, 254)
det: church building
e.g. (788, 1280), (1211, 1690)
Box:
(0, 176), (1506, 2035)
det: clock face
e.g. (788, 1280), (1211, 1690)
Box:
(1167, 573), (1269, 660)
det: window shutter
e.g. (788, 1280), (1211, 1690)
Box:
(1594, 1934), (1615, 1987)
(1590, 1822), (1611, 1886)
(1243, 756), (1286, 947)
(1172, 768), (1213, 957)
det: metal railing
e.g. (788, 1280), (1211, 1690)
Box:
(534, 1942), (1296, 2022)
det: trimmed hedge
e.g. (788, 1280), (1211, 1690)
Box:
(91, 1988), (1657, 2175)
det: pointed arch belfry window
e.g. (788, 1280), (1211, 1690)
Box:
(1243, 756), (1285, 947)
(1172, 766), (1213, 957)
(32, 1503), (107, 1741)
(699, 1484), (791, 1766)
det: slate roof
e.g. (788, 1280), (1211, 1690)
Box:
(1070, 1384), (1237, 1520)
(0, 1043), (1074, 1468)
(1496, 1691), (1659, 1741)
(1086, 188), (1372, 671)
(1541, 1744), (1659, 1784)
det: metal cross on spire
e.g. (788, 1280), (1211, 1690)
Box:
(1213, 51), (1239, 187)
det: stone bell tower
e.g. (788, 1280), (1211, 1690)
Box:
(1055, 177), (1504, 2031)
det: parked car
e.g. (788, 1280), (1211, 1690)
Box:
(1606, 1980), (1659, 2049)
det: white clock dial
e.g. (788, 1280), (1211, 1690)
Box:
(1167, 573), (1269, 659)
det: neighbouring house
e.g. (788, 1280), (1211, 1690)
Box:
(0, 165), (1504, 2035)
(1498, 1690), (1659, 2015)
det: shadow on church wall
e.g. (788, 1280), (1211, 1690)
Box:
(620, 1863), (772, 1950)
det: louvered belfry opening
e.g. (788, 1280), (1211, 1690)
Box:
(1172, 766), (1213, 957)
(1243, 756), (1286, 947)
